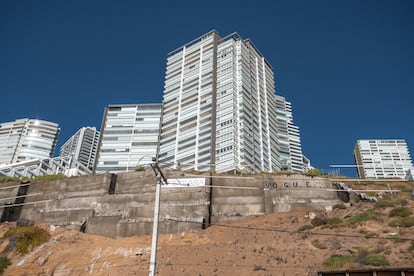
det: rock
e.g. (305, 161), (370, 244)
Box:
(37, 252), (52, 266)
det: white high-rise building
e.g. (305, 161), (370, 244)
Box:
(158, 30), (305, 173)
(60, 127), (100, 168)
(354, 139), (413, 179)
(0, 118), (59, 165)
(94, 104), (162, 173)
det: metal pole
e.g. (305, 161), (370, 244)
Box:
(149, 175), (161, 276)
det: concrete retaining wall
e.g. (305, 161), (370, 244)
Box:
(1, 171), (341, 238)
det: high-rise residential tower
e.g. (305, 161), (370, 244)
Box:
(158, 30), (305, 173)
(354, 139), (413, 179)
(59, 127), (100, 168)
(94, 104), (162, 173)
(0, 118), (59, 165)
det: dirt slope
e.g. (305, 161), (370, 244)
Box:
(1, 196), (414, 275)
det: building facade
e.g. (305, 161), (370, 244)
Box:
(354, 139), (413, 179)
(158, 30), (305, 173)
(59, 127), (100, 168)
(0, 118), (59, 165)
(275, 95), (305, 173)
(94, 104), (162, 173)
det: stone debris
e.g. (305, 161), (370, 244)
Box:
(37, 252), (52, 266)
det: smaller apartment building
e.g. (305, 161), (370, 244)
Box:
(354, 139), (413, 179)
(94, 104), (162, 173)
(0, 118), (59, 165)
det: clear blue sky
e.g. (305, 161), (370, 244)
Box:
(1, 0), (413, 176)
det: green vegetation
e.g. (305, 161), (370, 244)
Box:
(363, 254), (389, 266)
(328, 217), (343, 225)
(0, 176), (20, 183)
(333, 203), (346, 209)
(0, 174), (66, 184)
(389, 207), (412, 217)
(135, 166), (145, 172)
(304, 168), (321, 177)
(311, 239), (327, 250)
(389, 217), (414, 228)
(3, 226), (50, 254)
(298, 225), (314, 231)
(31, 174), (65, 182)
(375, 200), (396, 208)
(324, 249), (389, 269)
(0, 256), (11, 274)
(345, 210), (377, 224)
(324, 254), (354, 268)
(375, 198), (408, 208)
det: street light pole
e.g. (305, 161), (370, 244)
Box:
(148, 159), (167, 276)
(148, 174), (161, 276)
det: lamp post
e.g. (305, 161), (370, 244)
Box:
(148, 158), (167, 276)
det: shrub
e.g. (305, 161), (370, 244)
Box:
(389, 217), (414, 228)
(304, 168), (321, 177)
(333, 203), (346, 209)
(311, 215), (329, 226)
(311, 239), (327, 250)
(389, 207), (412, 217)
(363, 254), (389, 266)
(346, 210), (377, 223)
(328, 217), (343, 225)
(3, 226), (50, 254)
(375, 200), (396, 208)
(299, 225), (314, 231)
(135, 166), (145, 172)
(323, 254), (353, 268)
(0, 256), (11, 274)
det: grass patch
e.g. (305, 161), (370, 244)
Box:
(389, 217), (414, 228)
(0, 256), (11, 274)
(328, 217), (343, 225)
(323, 254), (354, 268)
(0, 176), (20, 183)
(389, 207), (412, 217)
(135, 166), (145, 172)
(32, 174), (65, 181)
(345, 210), (377, 224)
(299, 224), (315, 231)
(363, 254), (389, 266)
(3, 226), (50, 254)
(375, 200), (396, 208)
(333, 203), (346, 209)
(311, 239), (327, 250)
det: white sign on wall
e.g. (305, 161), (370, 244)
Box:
(164, 178), (206, 188)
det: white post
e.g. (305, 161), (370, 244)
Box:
(149, 175), (161, 276)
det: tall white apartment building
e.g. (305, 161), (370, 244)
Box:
(158, 30), (304, 173)
(0, 118), (59, 165)
(354, 139), (413, 179)
(59, 127), (100, 168)
(94, 104), (162, 173)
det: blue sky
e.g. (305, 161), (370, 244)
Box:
(1, 0), (413, 176)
